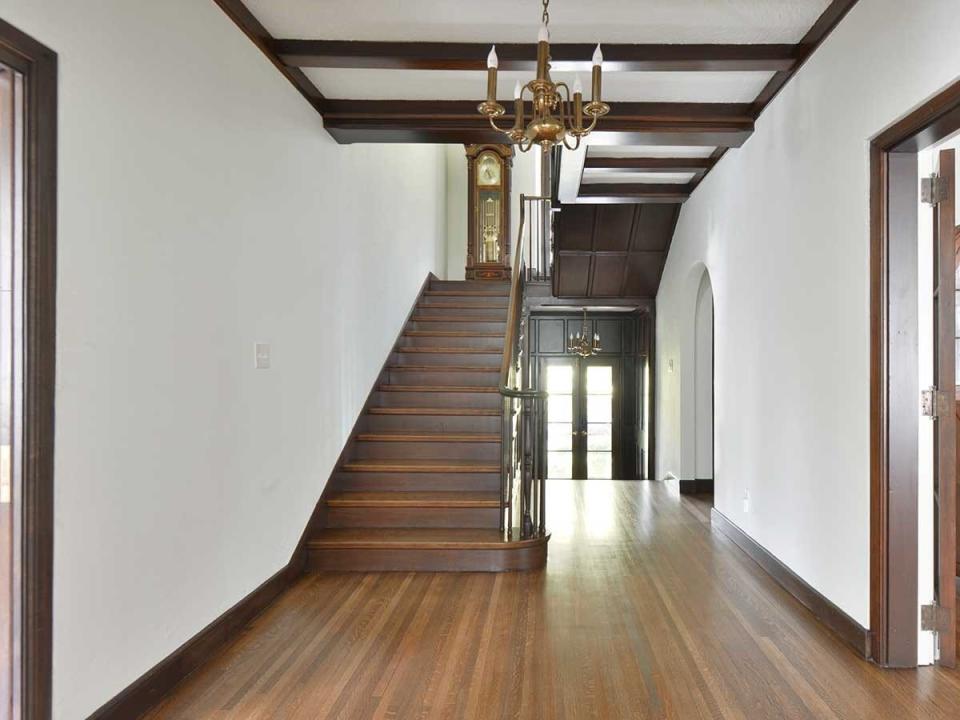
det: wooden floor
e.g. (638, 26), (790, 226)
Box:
(145, 480), (960, 719)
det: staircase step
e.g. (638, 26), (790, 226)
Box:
(332, 470), (500, 493)
(342, 460), (499, 473)
(356, 432), (499, 442)
(379, 385), (499, 393)
(324, 492), (499, 529)
(416, 303), (508, 312)
(409, 319), (507, 334)
(392, 348), (502, 368)
(353, 432), (500, 460)
(363, 411), (501, 434)
(429, 280), (511, 292)
(327, 491), (499, 508)
(367, 407), (500, 416)
(373, 388), (500, 409)
(383, 365), (500, 388)
(306, 528), (547, 572)
(423, 290), (511, 298)
(400, 331), (504, 350)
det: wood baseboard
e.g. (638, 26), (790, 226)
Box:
(710, 509), (871, 659)
(679, 478), (714, 494)
(87, 562), (299, 719)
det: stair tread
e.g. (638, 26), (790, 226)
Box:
(379, 385), (499, 393)
(405, 330), (504, 337)
(310, 528), (535, 550)
(416, 304), (508, 310)
(411, 316), (507, 323)
(368, 407), (500, 416)
(397, 347), (502, 354)
(326, 491), (499, 508)
(424, 291), (510, 297)
(386, 365), (499, 372)
(357, 432), (500, 443)
(342, 459), (499, 473)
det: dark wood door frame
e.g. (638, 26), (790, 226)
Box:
(871, 78), (960, 668)
(0, 18), (56, 719)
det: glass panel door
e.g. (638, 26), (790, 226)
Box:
(545, 360), (575, 479)
(543, 357), (620, 479)
(584, 364), (614, 479)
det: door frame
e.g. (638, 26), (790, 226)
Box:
(0, 18), (57, 718)
(870, 78), (960, 667)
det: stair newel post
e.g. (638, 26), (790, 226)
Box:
(538, 395), (546, 536)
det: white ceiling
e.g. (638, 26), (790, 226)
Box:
(304, 68), (774, 103)
(246, 0), (831, 44)
(580, 171), (697, 185)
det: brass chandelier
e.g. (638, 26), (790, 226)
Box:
(568, 308), (601, 358)
(478, 0), (610, 151)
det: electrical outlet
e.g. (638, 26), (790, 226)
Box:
(742, 491), (750, 514)
(254, 343), (271, 370)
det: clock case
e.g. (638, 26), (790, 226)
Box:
(465, 143), (513, 281)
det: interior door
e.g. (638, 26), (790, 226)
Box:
(931, 147), (957, 667)
(545, 358), (577, 480)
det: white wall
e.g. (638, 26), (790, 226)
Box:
(694, 273), (713, 480)
(0, 1), (447, 716)
(656, 0), (960, 630)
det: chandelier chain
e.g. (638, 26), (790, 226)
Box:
(541, 0), (549, 27)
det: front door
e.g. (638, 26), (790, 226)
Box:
(544, 357), (620, 479)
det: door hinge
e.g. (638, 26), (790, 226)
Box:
(921, 386), (950, 418)
(921, 603), (952, 633)
(921, 174), (950, 205)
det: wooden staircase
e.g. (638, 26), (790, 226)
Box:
(306, 277), (548, 572)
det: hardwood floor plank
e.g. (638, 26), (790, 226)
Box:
(144, 481), (960, 720)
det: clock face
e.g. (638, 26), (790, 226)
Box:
(477, 153), (501, 186)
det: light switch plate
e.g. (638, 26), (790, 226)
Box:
(254, 343), (270, 369)
(742, 491), (750, 514)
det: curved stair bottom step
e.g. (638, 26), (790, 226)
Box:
(306, 529), (549, 572)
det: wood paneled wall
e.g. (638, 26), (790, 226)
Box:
(528, 312), (652, 479)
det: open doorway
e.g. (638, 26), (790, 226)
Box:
(871, 79), (960, 669)
(0, 19), (56, 718)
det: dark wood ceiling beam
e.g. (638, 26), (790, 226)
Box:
(213, 0), (326, 114)
(324, 99), (753, 147)
(577, 183), (693, 204)
(274, 40), (798, 73)
(323, 100), (754, 146)
(584, 157), (713, 172)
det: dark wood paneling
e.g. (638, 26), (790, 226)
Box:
(554, 204), (678, 299)
(275, 40), (797, 72)
(0, 19), (57, 720)
(594, 205), (635, 251)
(530, 313), (650, 480)
(590, 255), (628, 296)
(553, 254), (592, 297)
(633, 204), (681, 251)
(712, 509), (871, 658)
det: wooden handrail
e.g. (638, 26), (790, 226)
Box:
(499, 194), (549, 400)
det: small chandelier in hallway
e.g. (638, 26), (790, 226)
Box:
(478, 0), (609, 151)
(568, 308), (601, 357)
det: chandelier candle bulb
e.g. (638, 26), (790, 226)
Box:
(591, 45), (603, 105)
(486, 45), (498, 102)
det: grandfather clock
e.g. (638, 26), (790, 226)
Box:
(465, 144), (513, 280)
